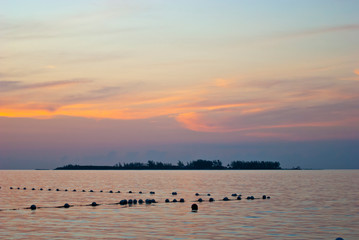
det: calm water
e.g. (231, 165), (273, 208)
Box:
(0, 170), (358, 239)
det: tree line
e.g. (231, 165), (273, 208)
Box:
(55, 159), (281, 170)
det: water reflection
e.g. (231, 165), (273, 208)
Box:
(0, 170), (358, 239)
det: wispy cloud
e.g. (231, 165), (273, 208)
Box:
(0, 79), (92, 92)
(276, 24), (359, 40)
(1, 72), (359, 141)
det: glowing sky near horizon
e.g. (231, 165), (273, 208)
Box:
(1, 0), (359, 169)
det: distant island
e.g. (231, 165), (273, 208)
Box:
(55, 159), (282, 170)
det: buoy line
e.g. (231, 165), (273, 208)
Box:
(0, 194), (271, 212)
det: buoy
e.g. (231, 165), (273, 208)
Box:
(17, 187), (20, 190)
(109, 190), (113, 193)
(23, 187), (26, 190)
(172, 192), (177, 195)
(73, 189), (76, 192)
(32, 188), (35, 190)
(64, 203), (70, 208)
(151, 199), (156, 203)
(119, 200), (127, 205)
(267, 196), (271, 199)
(231, 193), (237, 197)
(138, 199), (144, 204)
(139, 191), (143, 194)
(65, 189), (68, 192)
(30, 204), (36, 210)
(100, 190), (103, 192)
(91, 202), (98, 206)
(128, 191), (132, 193)
(209, 198), (214, 202)
(10, 187), (13, 189)
(262, 195), (267, 199)
(48, 189), (51, 191)
(198, 198), (203, 202)
(191, 204), (198, 211)
(150, 191), (155, 194)
(246, 196), (254, 200)
(90, 190), (94, 192)
(237, 196), (242, 200)
(145, 199), (152, 204)
(128, 199), (133, 204)
(117, 191), (121, 193)
(223, 197), (229, 201)
(207, 193), (211, 196)
(336, 238), (344, 240)
(180, 198), (185, 202)
(173, 199), (177, 203)
(133, 199), (137, 204)
(195, 193), (199, 196)
(40, 188), (43, 191)
(165, 199), (170, 203)
(82, 190), (86, 192)
(56, 189), (60, 191)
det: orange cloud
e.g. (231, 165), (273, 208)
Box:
(176, 112), (223, 132)
(213, 78), (232, 88)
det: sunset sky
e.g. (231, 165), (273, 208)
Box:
(1, 0), (359, 169)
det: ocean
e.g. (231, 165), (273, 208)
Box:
(0, 170), (358, 239)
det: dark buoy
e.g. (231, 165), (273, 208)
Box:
(172, 192), (177, 195)
(32, 188), (35, 190)
(23, 187), (26, 190)
(246, 196), (254, 200)
(267, 196), (270, 199)
(109, 190), (113, 193)
(48, 189), (51, 191)
(231, 193), (237, 197)
(90, 190), (94, 192)
(128, 191), (132, 193)
(198, 198), (203, 202)
(173, 199), (177, 203)
(262, 195), (267, 199)
(73, 189), (76, 192)
(40, 188), (43, 191)
(151, 199), (156, 203)
(56, 189), (60, 191)
(82, 190), (86, 192)
(180, 198), (185, 202)
(91, 202), (98, 206)
(138, 199), (144, 204)
(237, 196), (242, 200)
(117, 191), (121, 193)
(209, 198), (214, 202)
(17, 187), (20, 190)
(191, 204), (198, 212)
(139, 191), (142, 194)
(128, 199), (133, 204)
(30, 204), (37, 210)
(100, 190), (103, 192)
(165, 199), (170, 203)
(65, 189), (68, 192)
(223, 197), (229, 201)
(150, 191), (155, 194)
(145, 199), (152, 204)
(133, 199), (137, 204)
(119, 199), (127, 205)
(10, 187), (13, 189)
(207, 193), (211, 196)
(195, 193), (199, 196)
(336, 238), (344, 240)
(64, 203), (70, 208)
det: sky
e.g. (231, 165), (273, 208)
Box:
(1, 0), (359, 169)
